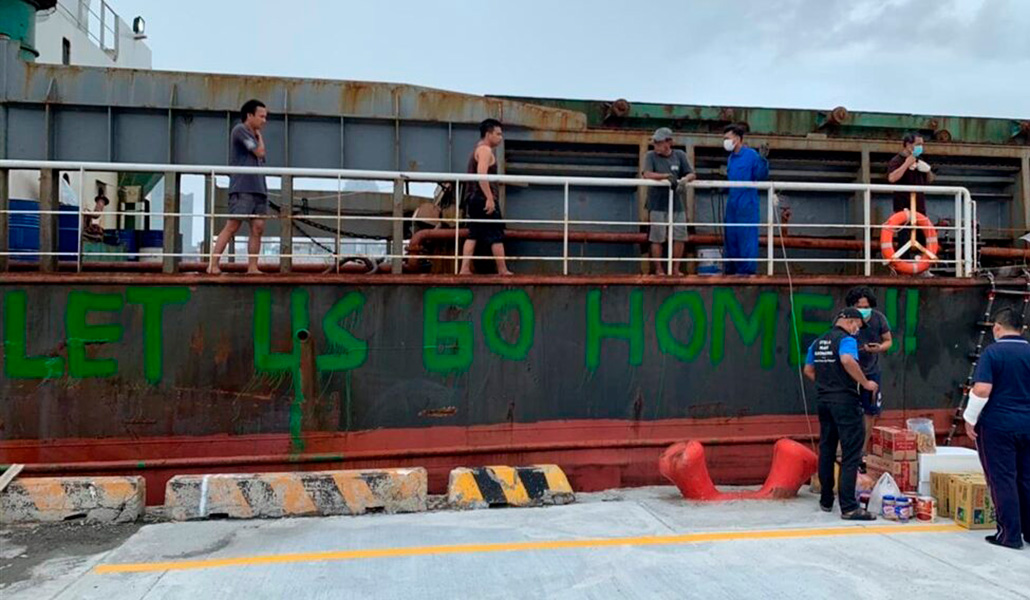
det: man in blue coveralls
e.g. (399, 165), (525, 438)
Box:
(722, 124), (770, 276)
(964, 307), (1030, 550)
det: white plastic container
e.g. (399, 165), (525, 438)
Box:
(138, 246), (163, 263)
(697, 248), (722, 276)
(917, 446), (981, 495)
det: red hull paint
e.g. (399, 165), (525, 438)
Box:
(1, 409), (966, 505)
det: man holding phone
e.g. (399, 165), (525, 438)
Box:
(845, 286), (894, 464)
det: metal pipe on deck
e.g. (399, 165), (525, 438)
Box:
(405, 228), (873, 270)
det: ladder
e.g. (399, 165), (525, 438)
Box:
(945, 269), (1030, 445)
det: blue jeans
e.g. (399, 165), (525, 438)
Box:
(859, 372), (883, 416)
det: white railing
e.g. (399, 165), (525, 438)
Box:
(0, 160), (976, 277)
(56, 0), (121, 56)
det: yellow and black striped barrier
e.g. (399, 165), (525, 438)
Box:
(164, 468), (427, 520)
(0, 476), (145, 524)
(448, 465), (574, 509)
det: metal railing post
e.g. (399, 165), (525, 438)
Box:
(667, 187), (674, 274)
(969, 197), (978, 274)
(0, 168), (9, 272)
(766, 187), (775, 276)
(77, 167), (85, 272)
(335, 175), (342, 274)
(454, 178), (461, 274)
(390, 177), (404, 274)
(563, 182), (570, 276)
(953, 191), (964, 277)
(206, 171), (215, 262)
(162, 171), (181, 274)
(280, 175), (294, 273)
(39, 168), (59, 273)
(863, 189), (872, 276)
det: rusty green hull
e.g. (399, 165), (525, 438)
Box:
(1, 274), (1014, 503)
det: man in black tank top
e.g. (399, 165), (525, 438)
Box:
(459, 119), (513, 276)
(804, 307), (880, 520)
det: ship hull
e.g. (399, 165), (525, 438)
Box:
(0, 275), (1002, 503)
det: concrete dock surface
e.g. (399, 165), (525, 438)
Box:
(2, 486), (1028, 599)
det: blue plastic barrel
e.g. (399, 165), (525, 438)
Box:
(6, 199), (79, 261)
(113, 230), (139, 257)
(138, 230), (164, 248)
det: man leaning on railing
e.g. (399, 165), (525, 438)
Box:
(641, 127), (696, 276)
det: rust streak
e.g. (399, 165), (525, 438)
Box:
(419, 407), (458, 418)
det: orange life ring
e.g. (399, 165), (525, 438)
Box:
(880, 210), (939, 275)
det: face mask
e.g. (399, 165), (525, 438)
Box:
(913, 145), (924, 157)
(723, 139), (736, 152)
(858, 308), (872, 320)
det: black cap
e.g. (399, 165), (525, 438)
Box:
(835, 307), (864, 320)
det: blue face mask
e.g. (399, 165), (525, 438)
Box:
(913, 145), (924, 158)
(858, 308), (872, 320)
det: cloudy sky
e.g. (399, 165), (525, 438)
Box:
(108, 0), (1027, 119)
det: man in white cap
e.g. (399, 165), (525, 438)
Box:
(641, 127), (696, 275)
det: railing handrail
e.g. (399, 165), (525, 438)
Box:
(0, 159), (976, 278)
(0, 160), (973, 195)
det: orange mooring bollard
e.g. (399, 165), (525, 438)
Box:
(659, 439), (818, 501)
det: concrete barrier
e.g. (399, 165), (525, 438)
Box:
(164, 468), (427, 520)
(0, 476), (145, 524)
(448, 465), (574, 509)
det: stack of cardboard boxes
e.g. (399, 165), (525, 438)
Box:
(866, 426), (918, 493)
(930, 471), (996, 530)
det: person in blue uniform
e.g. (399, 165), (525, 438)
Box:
(804, 307), (880, 520)
(722, 124), (770, 276)
(964, 307), (1030, 550)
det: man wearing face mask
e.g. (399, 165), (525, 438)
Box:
(963, 308), (1030, 550)
(804, 307), (880, 520)
(722, 124), (770, 276)
(887, 133), (935, 215)
(845, 286), (894, 463)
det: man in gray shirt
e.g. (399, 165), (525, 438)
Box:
(845, 286), (894, 461)
(208, 99), (268, 275)
(642, 127), (695, 275)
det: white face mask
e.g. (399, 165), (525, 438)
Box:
(723, 138), (736, 152)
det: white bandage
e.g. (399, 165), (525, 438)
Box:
(963, 392), (989, 426)
(916, 160), (932, 173)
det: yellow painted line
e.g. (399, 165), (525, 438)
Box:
(94, 523), (962, 575)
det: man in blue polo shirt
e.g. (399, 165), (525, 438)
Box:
(805, 307), (880, 520)
(722, 124), (769, 276)
(964, 307), (1030, 550)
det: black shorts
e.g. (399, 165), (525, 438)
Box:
(466, 194), (505, 244)
(228, 192), (268, 218)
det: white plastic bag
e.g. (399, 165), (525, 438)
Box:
(868, 472), (902, 516)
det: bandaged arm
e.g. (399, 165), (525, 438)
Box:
(963, 382), (992, 426)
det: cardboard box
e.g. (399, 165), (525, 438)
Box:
(871, 426), (918, 461)
(930, 470), (980, 516)
(866, 455), (919, 493)
(951, 474), (985, 522)
(954, 477), (996, 530)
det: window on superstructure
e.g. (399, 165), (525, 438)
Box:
(61, 38), (71, 65)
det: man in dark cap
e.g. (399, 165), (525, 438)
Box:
(641, 127), (695, 275)
(804, 307), (880, 520)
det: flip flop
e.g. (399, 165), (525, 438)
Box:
(841, 509), (876, 521)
